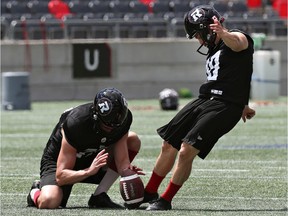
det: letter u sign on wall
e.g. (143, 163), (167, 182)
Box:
(84, 49), (99, 71)
(73, 43), (111, 78)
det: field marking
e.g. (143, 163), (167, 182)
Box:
(179, 195), (287, 201)
(1, 172), (286, 180)
(1, 157), (41, 160)
(2, 134), (48, 138)
(139, 134), (287, 139)
(1, 193), (286, 202)
(216, 144), (287, 149)
(195, 169), (248, 172)
(2, 133), (286, 150)
(141, 144), (287, 149)
(1, 157), (286, 165)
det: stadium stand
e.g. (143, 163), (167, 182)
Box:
(48, 0), (72, 19)
(68, 1), (91, 15)
(130, 1), (150, 18)
(211, 1), (230, 14)
(28, 1), (50, 18)
(0, 0), (287, 40)
(169, 1), (192, 19)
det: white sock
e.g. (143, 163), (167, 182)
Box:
(93, 168), (119, 196)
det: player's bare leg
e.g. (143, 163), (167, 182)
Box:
(37, 185), (63, 209)
(154, 141), (178, 176)
(146, 143), (199, 210)
(144, 141), (178, 204)
(171, 143), (199, 185)
(127, 131), (141, 152)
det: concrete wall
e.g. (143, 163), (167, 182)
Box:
(1, 38), (287, 101)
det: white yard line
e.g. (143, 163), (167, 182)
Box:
(1, 193), (286, 201)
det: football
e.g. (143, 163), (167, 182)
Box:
(119, 173), (144, 209)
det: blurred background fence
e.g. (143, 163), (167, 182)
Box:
(1, 0), (287, 40)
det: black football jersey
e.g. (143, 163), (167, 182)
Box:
(42, 103), (132, 161)
(199, 30), (254, 106)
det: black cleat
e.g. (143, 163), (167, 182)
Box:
(88, 192), (124, 209)
(27, 180), (40, 207)
(142, 191), (159, 204)
(124, 191), (159, 210)
(124, 201), (142, 210)
(146, 197), (172, 211)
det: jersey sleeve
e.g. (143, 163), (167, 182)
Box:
(62, 116), (81, 148)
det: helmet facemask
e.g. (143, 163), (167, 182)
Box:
(196, 24), (217, 55)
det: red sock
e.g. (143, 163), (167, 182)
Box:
(161, 180), (182, 202)
(145, 171), (165, 193)
(109, 150), (138, 172)
(33, 189), (41, 207)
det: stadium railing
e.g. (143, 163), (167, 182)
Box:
(1, 0), (287, 40)
(2, 16), (287, 40)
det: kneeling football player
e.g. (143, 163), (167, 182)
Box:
(27, 88), (144, 209)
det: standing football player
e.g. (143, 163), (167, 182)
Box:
(27, 87), (143, 209)
(142, 5), (256, 210)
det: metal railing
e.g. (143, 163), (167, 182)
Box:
(1, 16), (287, 40)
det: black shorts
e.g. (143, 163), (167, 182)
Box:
(157, 97), (243, 159)
(40, 148), (106, 208)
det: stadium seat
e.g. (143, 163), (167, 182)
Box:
(229, 1), (248, 16)
(109, 1), (132, 18)
(68, 1), (91, 15)
(129, 1), (149, 18)
(189, 0), (209, 8)
(89, 1), (111, 19)
(1, 0), (10, 6)
(150, 2), (171, 17)
(170, 1), (191, 18)
(211, 2), (229, 14)
(6, 1), (31, 16)
(27, 1), (50, 18)
(1, 2), (8, 14)
(6, 1), (25, 12)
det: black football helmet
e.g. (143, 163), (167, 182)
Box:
(184, 5), (224, 55)
(93, 88), (128, 128)
(159, 88), (179, 111)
